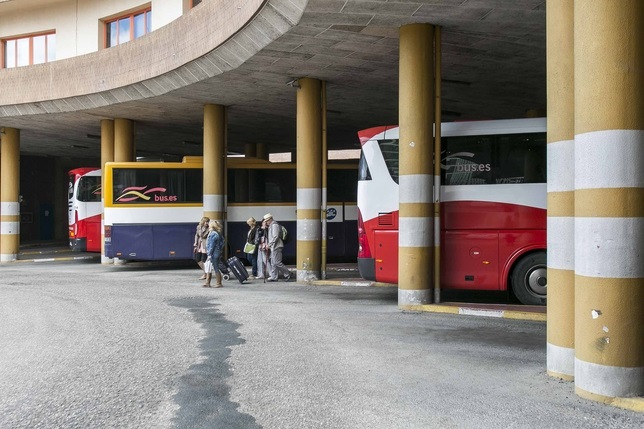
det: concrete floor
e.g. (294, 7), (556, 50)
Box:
(0, 260), (642, 428)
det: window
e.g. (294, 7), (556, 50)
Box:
(112, 168), (202, 204)
(105, 8), (152, 48)
(77, 176), (102, 203)
(441, 133), (546, 185)
(2, 32), (55, 69)
(227, 168), (296, 203)
(377, 139), (399, 184)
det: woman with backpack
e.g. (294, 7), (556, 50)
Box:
(204, 219), (224, 288)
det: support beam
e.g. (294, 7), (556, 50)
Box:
(203, 104), (226, 223)
(546, 0), (575, 381)
(0, 127), (20, 262)
(398, 23), (434, 306)
(100, 119), (115, 264)
(573, 0), (643, 401)
(296, 77), (322, 281)
(114, 118), (134, 162)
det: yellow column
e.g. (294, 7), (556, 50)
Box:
(203, 104), (226, 223)
(1, 127), (20, 262)
(256, 143), (268, 160)
(100, 119), (115, 264)
(574, 0), (643, 402)
(244, 143), (257, 158)
(398, 23), (434, 306)
(433, 26), (442, 303)
(114, 118), (134, 162)
(546, 0), (575, 381)
(296, 77), (322, 281)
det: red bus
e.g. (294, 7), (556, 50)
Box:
(357, 118), (547, 305)
(68, 168), (102, 252)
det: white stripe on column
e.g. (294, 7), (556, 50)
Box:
(547, 139), (575, 192)
(575, 217), (644, 278)
(575, 358), (644, 397)
(575, 130), (644, 189)
(547, 217), (574, 270)
(203, 194), (224, 212)
(297, 188), (322, 210)
(399, 288), (431, 305)
(0, 202), (19, 215)
(1, 254), (18, 262)
(1, 222), (20, 234)
(399, 174), (433, 203)
(547, 343), (575, 377)
(399, 217), (432, 247)
(297, 219), (321, 241)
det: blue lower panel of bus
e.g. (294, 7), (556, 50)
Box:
(106, 223), (194, 260)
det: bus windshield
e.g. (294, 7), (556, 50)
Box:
(77, 176), (101, 202)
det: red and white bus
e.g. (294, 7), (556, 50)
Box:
(357, 118), (547, 305)
(68, 168), (102, 252)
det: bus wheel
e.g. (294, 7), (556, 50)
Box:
(510, 251), (547, 306)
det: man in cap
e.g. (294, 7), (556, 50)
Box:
(263, 213), (290, 281)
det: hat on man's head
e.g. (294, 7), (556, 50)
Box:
(246, 217), (256, 225)
(263, 213), (273, 221)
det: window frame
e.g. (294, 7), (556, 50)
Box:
(103, 6), (152, 49)
(1, 30), (55, 69)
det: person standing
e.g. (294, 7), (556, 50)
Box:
(245, 217), (260, 279)
(193, 216), (210, 280)
(263, 213), (290, 281)
(204, 220), (224, 288)
(256, 218), (270, 280)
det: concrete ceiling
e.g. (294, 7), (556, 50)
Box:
(2, 0), (546, 162)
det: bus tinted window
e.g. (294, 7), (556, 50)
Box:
(77, 176), (101, 202)
(112, 168), (202, 204)
(358, 152), (372, 181)
(228, 168), (296, 203)
(328, 168), (358, 202)
(442, 132), (546, 185)
(442, 136), (494, 185)
(496, 133), (546, 184)
(377, 139), (399, 184)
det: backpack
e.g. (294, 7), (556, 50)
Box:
(280, 225), (289, 244)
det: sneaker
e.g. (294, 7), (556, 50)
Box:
(248, 275), (256, 280)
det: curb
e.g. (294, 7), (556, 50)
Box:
(400, 304), (547, 322)
(14, 255), (99, 264)
(310, 280), (396, 288)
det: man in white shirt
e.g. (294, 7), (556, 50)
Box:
(263, 213), (290, 281)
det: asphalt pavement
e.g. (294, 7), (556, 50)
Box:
(0, 259), (642, 428)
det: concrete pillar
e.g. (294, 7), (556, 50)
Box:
(256, 143), (268, 160)
(203, 104), (226, 223)
(100, 119), (115, 264)
(244, 143), (257, 158)
(546, 0), (575, 381)
(398, 23), (434, 305)
(296, 77), (322, 281)
(0, 127), (20, 262)
(114, 118), (134, 162)
(573, 0), (643, 401)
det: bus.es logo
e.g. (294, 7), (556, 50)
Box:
(116, 186), (178, 202)
(442, 152), (491, 173)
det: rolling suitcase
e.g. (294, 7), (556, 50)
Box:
(227, 256), (249, 284)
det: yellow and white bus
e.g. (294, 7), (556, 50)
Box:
(103, 157), (358, 262)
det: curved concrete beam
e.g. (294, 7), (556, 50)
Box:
(0, 0), (307, 117)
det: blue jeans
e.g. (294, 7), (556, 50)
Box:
(247, 252), (258, 276)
